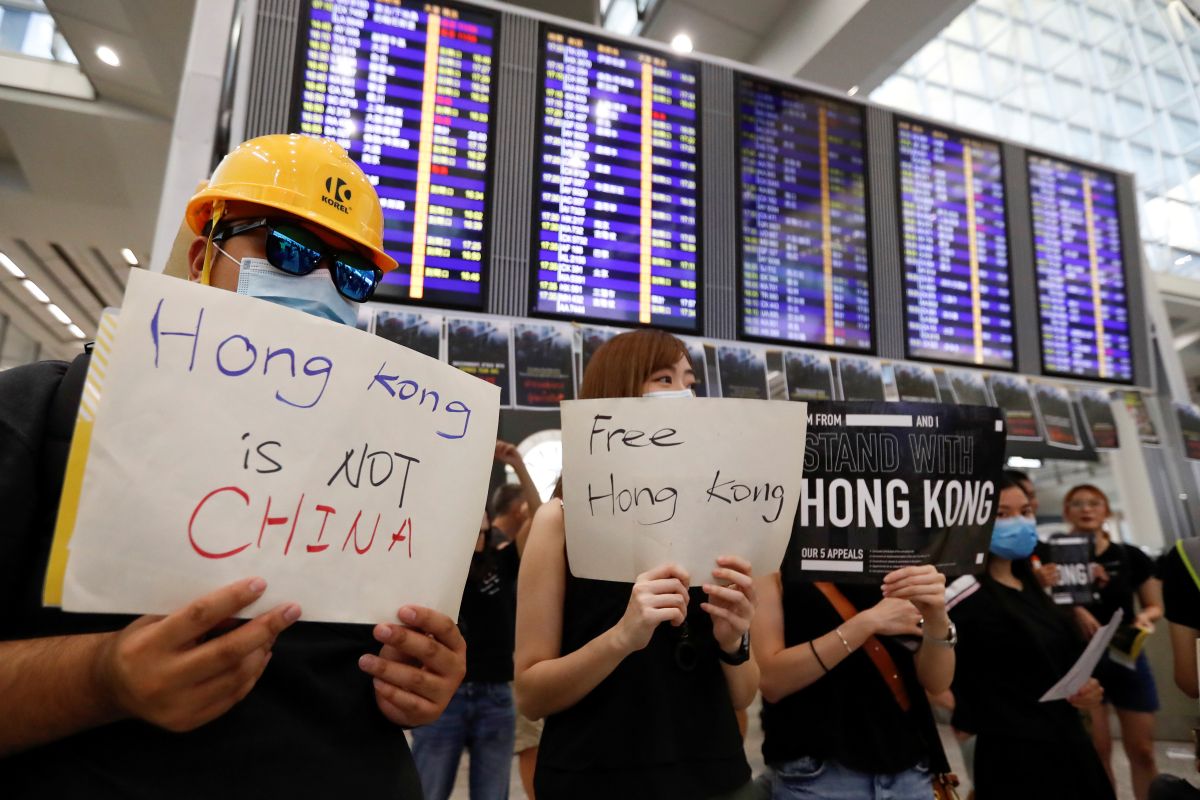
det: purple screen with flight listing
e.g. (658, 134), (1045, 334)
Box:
(532, 28), (700, 331)
(295, 0), (495, 309)
(897, 119), (1014, 369)
(738, 78), (872, 351)
(1029, 154), (1132, 382)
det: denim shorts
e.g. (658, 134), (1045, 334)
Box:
(771, 755), (932, 800)
(1096, 651), (1160, 713)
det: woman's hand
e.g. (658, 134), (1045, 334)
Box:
(702, 556), (757, 654)
(613, 563), (690, 654)
(1034, 562), (1060, 588)
(1074, 606), (1102, 639)
(864, 598), (923, 637)
(1067, 678), (1103, 710)
(881, 565), (947, 622)
(1134, 610), (1157, 633)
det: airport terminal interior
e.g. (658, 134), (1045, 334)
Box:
(4, 1), (1200, 799)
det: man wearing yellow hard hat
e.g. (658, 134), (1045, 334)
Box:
(0, 135), (465, 797)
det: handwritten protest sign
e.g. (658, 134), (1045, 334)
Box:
(57, 270), (500, 624)
(560, 398), (807, 582)
(786, 401), (1006, 582)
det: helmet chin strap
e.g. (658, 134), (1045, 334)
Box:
(199, 200), (225, 286)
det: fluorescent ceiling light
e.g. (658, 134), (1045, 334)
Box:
(1006, 456), (1042, 469)
(47, 304), (72, 325)
(21, 279), (49, 303)
(68, 324), (86, 339)
(120, 248), (138, 266)
(670, 33), (693, 54)
(1176, 254), (1193, 265)
(96, 46), (120, 67)
(0, 252), (24, 278)
(848, 85), (859, 96)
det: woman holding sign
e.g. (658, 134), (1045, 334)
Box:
(945, 474), (1113, 799)
(753, 547), (956, 797)
(515, 330), (758, 799)
(1040, 484), (1162, 800)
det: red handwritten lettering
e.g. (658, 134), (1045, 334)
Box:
(189, 486), (251, 559)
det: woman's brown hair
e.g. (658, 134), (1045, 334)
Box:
(579, 328), (692, 400)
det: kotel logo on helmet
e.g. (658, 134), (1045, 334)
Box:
(322, 176), (352, 213)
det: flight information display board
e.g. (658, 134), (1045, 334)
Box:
(897, 119), (1014, 368)
(1029, 154), (1133, 382)
(737, 77), (872, 350)
(533, 28), (701, 331)
(294, 0), (496, 309)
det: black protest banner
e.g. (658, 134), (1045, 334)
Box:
(1034, 381), (1082, 450)
(717, 345), (768, 399)
(447, 317), (512, 407)
(837, 357), (885, 401)
(987, 373), (1044, 442)
(786, 401), (1006, 582)
(1045, 535), (1095, 606)
(947, 370), (990, 406)
(1118, 390), (1159, 446)
(680, 336), (711, 397)
(784, 351), (835, 401)
(374, 309), (443, 360)
(1177, 402), (1200, 461)
(894, 363), (941, 403)
(1078, 389), (1119, 450)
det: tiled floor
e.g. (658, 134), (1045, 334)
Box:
(438, 699), (1197, 799)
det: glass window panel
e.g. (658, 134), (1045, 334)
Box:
(1025, 0), (1057, 21)
(1115, 96), (1150, 136)
(1037, 29), (1074, 65)
(1084, 9), (1118, 44)
(1171, 112), (1200, 155)
(1067, 125), (1095, 160)
(1051, 75), (1086, 117)
(910, 39), (945, 76)
(987, 54), (1019, 92)
(1098, 33), (1137, 87)
(1023, 68), (1053, 115)
(1040, 4), (1080, 36)
(1100, 135), (1129, 169)
(924, 83), (954, 121)
(1130, 143), (1161, 190)
(1030, 115), (1064, 151)
(1152, 65), (1188, 105)
(945, 43), (986, 95)
(999, 104), (1030, 141)
(925, 58), (950, 86)
(943, 10), (975, 44)
(1055, 50), (1089, 82)
(975, 7), (1007, 44)
(872, 76), (921, 111)
(1163, 156), (1192, 192)
(954, 93), (995, 131)
(995, 22), (1038, 63)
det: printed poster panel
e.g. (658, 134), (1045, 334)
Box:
(561, 398), (807, 582)
(893, 363), (942, 403)
(514, 321), (575, 409)
(837, 357), (885, 401)
(59, 271), (500, 623)
(987, 373), (1044, 442)
(717, 345), (768, 399)
(373, 308), (443, 361)
(579, 325), (618, 384)
(786, 401), (1006, 582)
(1077, 389), (1119, 450)
(447, 317), (512, 407)
(784, 351), (835, 401)
(946, 369), (991, 406)
(1118, 390), (1159, 446)
(1033, 381), (1082, 450)
(1176, 402), (1200, 461)
(680, 336), (712, 398)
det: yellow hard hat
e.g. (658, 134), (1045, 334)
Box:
(185, 134), (397, 273)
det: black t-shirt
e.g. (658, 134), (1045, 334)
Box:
(948, 575), (1086, 740)
(460, 538), (518, 682)
(0, 358), (421, 798)
(759, 581), (938, 775)
(1161, 546), (1200, 629)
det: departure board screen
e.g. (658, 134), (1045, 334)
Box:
(738, 77), (871, 350)
(533, 28), (700, 331)
(294, 0), (496, 309)
(897, 119), (1014, 368)
(1029, 154), (1133, 382)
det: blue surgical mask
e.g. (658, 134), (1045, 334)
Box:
(990, 515), (1039, 560)
(229, 253), (358, 327)
(644, 388), (695, 399)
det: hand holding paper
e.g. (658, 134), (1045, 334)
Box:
(361, 605), (467, 727)
(613, 563), (691, 653)
(100, 577), (300, 732)
(1040, 609), (1124, 702)
(702, 556), (757, 654)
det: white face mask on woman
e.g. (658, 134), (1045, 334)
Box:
(643, 388), (695, 399)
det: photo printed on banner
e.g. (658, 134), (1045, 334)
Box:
(1033, 382), (1082, 450)
(836, 357), (885, 401)
(513, 321), (575, 409)
(784, 350), (836, 401)
(987, 373), (1044, 442)
(893, 363), (942, 403)
(1118, 390), (1160, 446)
(946, 369), (991, 406)
(717, 345), (768, 399)
(1077, 389), (1120, 450)
(1176, 402), (1200, 461)
(787, 401), (1007, 582)
(447, 317), (512, 407)
(680, 336), (711, 397)
(373, 309), (443, 361)
(578, 325), (618, 384)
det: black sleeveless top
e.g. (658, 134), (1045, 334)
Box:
(534, 572), (750, 799)
(760, 580), (939, 775)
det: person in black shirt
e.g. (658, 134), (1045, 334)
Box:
(515, 329), (757, 800)
(0, 136), (466, 798)
(1039, 483), (1162, 800)
(1150, 541), (1200, 799)
(948, 474), (1112, 800)
(753, 558), (954, 797)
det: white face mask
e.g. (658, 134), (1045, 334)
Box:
(219, 246), (357, 327)
(643, 388), (695, 399)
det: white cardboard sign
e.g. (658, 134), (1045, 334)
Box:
(61, 270), (500, 624)
(561, 398), (807, 582)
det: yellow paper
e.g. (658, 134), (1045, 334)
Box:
(43, 310), (119, 606)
